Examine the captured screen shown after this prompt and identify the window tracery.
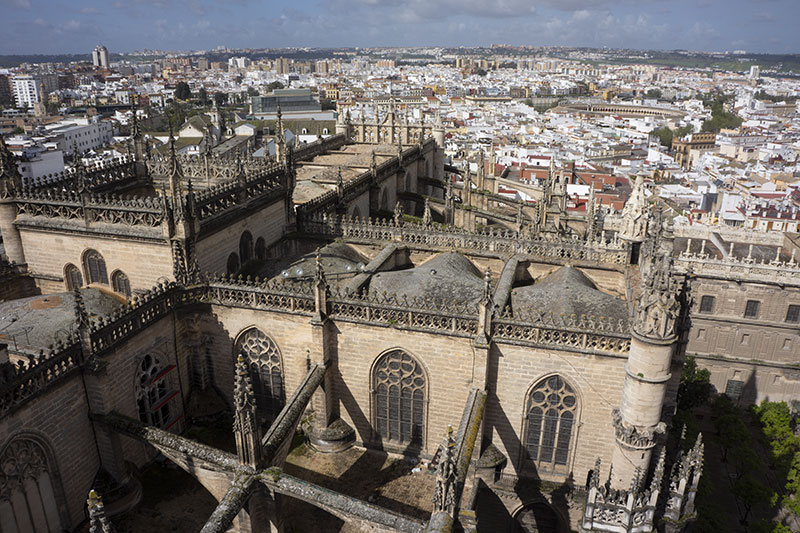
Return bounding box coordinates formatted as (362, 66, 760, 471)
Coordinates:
(235, 328, 285, 424)
(525, 375, 577, 470)
(372, 350, 426, 446)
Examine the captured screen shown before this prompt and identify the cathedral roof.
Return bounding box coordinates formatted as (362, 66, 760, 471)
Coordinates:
(0, 288, 121, 353)
(510, 266, 628, 322)
(367, 252, 484, 304)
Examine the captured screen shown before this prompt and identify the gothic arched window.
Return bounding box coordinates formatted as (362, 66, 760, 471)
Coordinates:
(227, 253, 240, 275)
(0, 436, 63, 532)
(235, 328, 285, 425)
(136, 354, 174, 428)
(83, 249, 108, 285)
(255, 237, 266, 261)
(111, 270, 131, 298)
(239, 231, 253, 263)
(524, 375, 577, 470)
(64, 263, 82, 291)
(372, 350, 426, 447)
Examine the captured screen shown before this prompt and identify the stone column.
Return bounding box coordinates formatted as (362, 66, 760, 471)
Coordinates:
(307, 252, 354, 452)
(610, 251, 678, 489)
(0, 201, 24, 265)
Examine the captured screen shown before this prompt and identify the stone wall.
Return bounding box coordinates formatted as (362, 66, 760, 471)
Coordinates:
(486, 342, 625, 484)
(18, 228, 173, 292)
(686, 277, 800, 404)
(196, 200, 287, 274)
(0, 373, 99, 529)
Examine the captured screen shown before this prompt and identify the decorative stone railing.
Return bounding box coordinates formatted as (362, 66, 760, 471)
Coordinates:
(302, 214, 630, 265)
(0, 342, 82, 417)
(90, 283, 205, 356)
(675, 251, 800, 286)
(145, 153, 275, 182)
(205, 276, 315, 315)
(29, 156, 137, 192)
(493, 313, 631, 356)
(193, 164, 284, 220)
(293, 134, 348, 161)
(15, 190, 165, 227)
(328, 288, 479, 337)
(582, 455, 663, 533)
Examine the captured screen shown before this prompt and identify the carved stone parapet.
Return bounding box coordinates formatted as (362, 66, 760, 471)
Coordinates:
(612, 408, 665, 451)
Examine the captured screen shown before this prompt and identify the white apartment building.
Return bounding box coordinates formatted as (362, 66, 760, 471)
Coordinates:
(43, 117, 114, 156)
(11, 75, 41, 109)
(16, 146, 65, 185)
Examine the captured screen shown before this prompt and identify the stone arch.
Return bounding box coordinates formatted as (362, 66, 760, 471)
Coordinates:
(510, 499, 564, 533)
(227, 252, 240, 275)
(350, 205, 361, 220)
(233, 327, 286, 426)
(255, 237, 266, 261)
(322, 128, 329, 135)
(63, 263, 82, 291)
(239, 231, 253, 263)
(82, 248, 108, 285)
(370, 348, 428, 450)
(521, 374, 580, 475)
(111, 269, 131, 298)
(0, 432, 68, 533)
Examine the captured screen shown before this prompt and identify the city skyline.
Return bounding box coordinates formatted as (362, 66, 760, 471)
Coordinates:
(1, 0, 799, 55)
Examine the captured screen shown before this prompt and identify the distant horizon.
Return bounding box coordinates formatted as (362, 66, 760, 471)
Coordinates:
(1, 0, 798, 56)
(2, 45, 800, 57)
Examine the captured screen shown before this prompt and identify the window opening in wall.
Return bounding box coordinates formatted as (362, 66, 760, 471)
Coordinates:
(744, 300, 760, 319)
(786, 305, 800, 324)
(236, 328, 285, 426)
(699, 295, 715, 314)
(372, 350, 426, 447)
(525, 375, 577, 471)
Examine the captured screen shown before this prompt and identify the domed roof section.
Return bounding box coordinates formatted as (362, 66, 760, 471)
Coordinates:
(368, 252, 484, 304)
(511, 266, 628, 323)
(278, 242, 368, 287)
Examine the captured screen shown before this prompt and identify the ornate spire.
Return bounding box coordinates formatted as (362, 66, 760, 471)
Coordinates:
(423, 197, 432, 226)
(482, 268, 492, 304)
(233, 354, 262, 468)
(336, 166, 344, 200)
(393, 200, 404, 226)
(73, 142, 88, 195)
(433, 426, 457, 515)
(167, 123, 184, 201)
(633, 246, 680, 340)
(87, 489, 114, 533)
(620, 175, 649, 242)
(73, 287, 90, 331)
(314, 248, 327, 286)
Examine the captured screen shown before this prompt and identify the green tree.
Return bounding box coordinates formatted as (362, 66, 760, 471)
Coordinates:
(646, 88, 662, 99)
(476, 68, 487, 77)
(755, 401, 799, 470)
(198, 87, 209, 106)
(266, 81, 284, 92)
(674, 124, 694, 139)
(677, 356, 712, 412)
(652, 127, 673, 148)
(213, 92, 227, 107)
(174, 81, 192, 101)
(246, 87, 259, 97)
(733, 475, 775, 524)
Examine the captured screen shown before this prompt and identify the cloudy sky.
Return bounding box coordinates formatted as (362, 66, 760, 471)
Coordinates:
(1, 0, 798, 55)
